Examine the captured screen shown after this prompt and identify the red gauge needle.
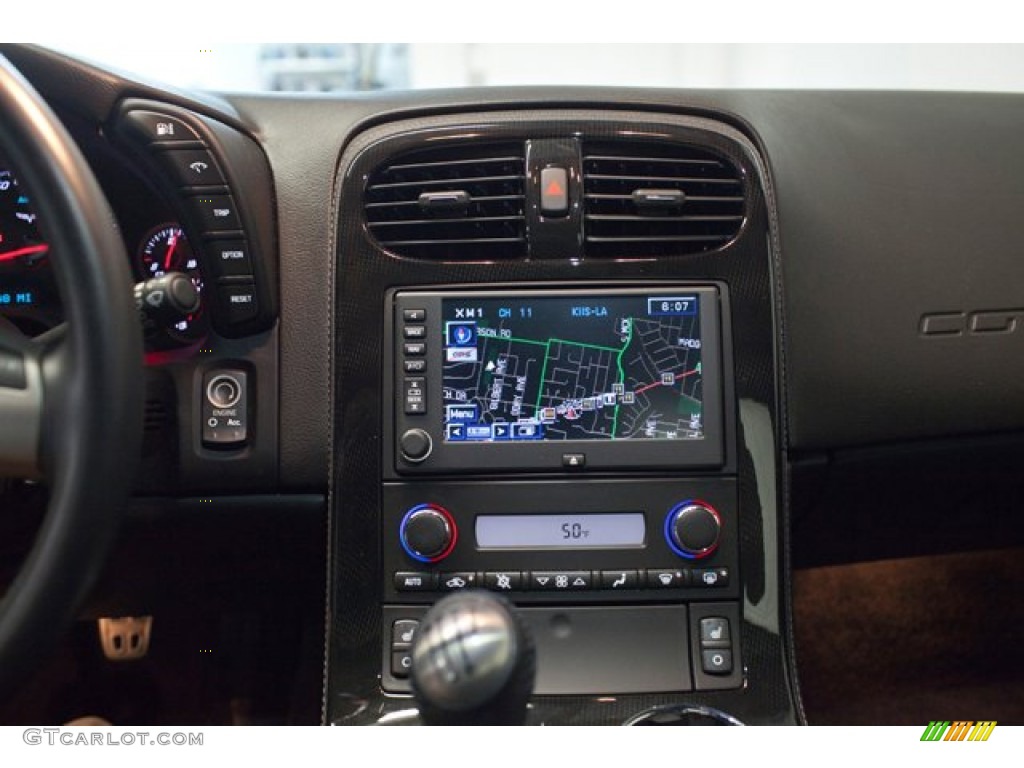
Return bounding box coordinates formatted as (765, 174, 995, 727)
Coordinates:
(163, 232, 179, 271)
(0, 244, 49, 263)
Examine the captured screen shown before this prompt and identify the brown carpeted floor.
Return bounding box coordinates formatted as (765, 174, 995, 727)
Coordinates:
(792, 548, 1024, 725)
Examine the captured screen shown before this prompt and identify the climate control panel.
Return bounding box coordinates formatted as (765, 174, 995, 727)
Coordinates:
(382, 477, 738, 605)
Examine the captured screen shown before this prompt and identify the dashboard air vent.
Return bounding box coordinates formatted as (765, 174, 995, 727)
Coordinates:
(582, 141, 745, 257)
(365, 143, 527, 259)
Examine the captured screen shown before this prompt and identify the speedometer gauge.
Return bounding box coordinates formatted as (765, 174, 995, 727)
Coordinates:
(0, 168, 49, 268)
(137, 223, 206, 342)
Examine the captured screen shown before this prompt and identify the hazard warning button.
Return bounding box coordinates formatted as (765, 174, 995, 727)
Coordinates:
(540, 166, 569, 216)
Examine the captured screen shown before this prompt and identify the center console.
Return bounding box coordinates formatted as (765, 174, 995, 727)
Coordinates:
(381, 285, 742, 695)
(324, 108, 798, 725)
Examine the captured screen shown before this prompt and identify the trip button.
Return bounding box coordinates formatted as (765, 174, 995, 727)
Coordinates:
(189, 194, 241, 232)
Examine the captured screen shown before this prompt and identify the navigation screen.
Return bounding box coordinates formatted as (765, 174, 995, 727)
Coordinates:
(441, 293, 704, 443)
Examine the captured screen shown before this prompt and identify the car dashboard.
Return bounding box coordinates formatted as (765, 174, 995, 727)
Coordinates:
(1, 43, 1022, 727)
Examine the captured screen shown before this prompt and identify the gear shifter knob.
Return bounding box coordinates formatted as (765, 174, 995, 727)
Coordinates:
(411, 590, 535, 725)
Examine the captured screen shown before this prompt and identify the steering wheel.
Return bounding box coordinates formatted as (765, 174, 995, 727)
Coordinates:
(0, 55, 143, 697)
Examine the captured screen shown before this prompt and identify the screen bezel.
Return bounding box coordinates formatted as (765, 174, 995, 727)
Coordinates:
(390, 285, 726, 474)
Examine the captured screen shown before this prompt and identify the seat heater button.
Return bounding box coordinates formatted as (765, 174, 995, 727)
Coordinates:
(392, 620, 419, 648)
(700, 617, 731, 646)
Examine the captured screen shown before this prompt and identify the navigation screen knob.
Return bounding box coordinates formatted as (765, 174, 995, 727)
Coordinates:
(400, 428, 433, 463)
(400, 504, 457, 563)
(665, 500, 721, 559)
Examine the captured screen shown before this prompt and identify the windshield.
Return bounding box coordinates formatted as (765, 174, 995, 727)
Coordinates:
(44, 44, 1024, 94)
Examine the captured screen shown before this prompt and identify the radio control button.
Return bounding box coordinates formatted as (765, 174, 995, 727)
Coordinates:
(404, 359, 427, 373)
(394, 572, 438, 591)
(403, 342, 426, 356)
(599, 570, 639, 590)
(646, 568, 688, 589)
(403, 325, 426, 339)
(484, 571, 523, 592)
(399, 428, 432, 462)
(403, 378, 427, 416)
(403, 308, 426, 322)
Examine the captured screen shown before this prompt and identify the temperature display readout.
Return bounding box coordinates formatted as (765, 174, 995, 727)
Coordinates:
(475, 513, 646, 549)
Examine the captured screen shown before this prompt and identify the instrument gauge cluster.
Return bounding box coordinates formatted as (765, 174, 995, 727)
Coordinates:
(135, 222, 207, 344)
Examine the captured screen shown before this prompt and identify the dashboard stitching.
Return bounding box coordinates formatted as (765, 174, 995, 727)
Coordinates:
(319, 135, 343, 727)
(745, 133, 805, 726)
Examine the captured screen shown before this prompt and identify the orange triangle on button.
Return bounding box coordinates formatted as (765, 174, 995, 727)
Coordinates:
(546, 179, 564, 196)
